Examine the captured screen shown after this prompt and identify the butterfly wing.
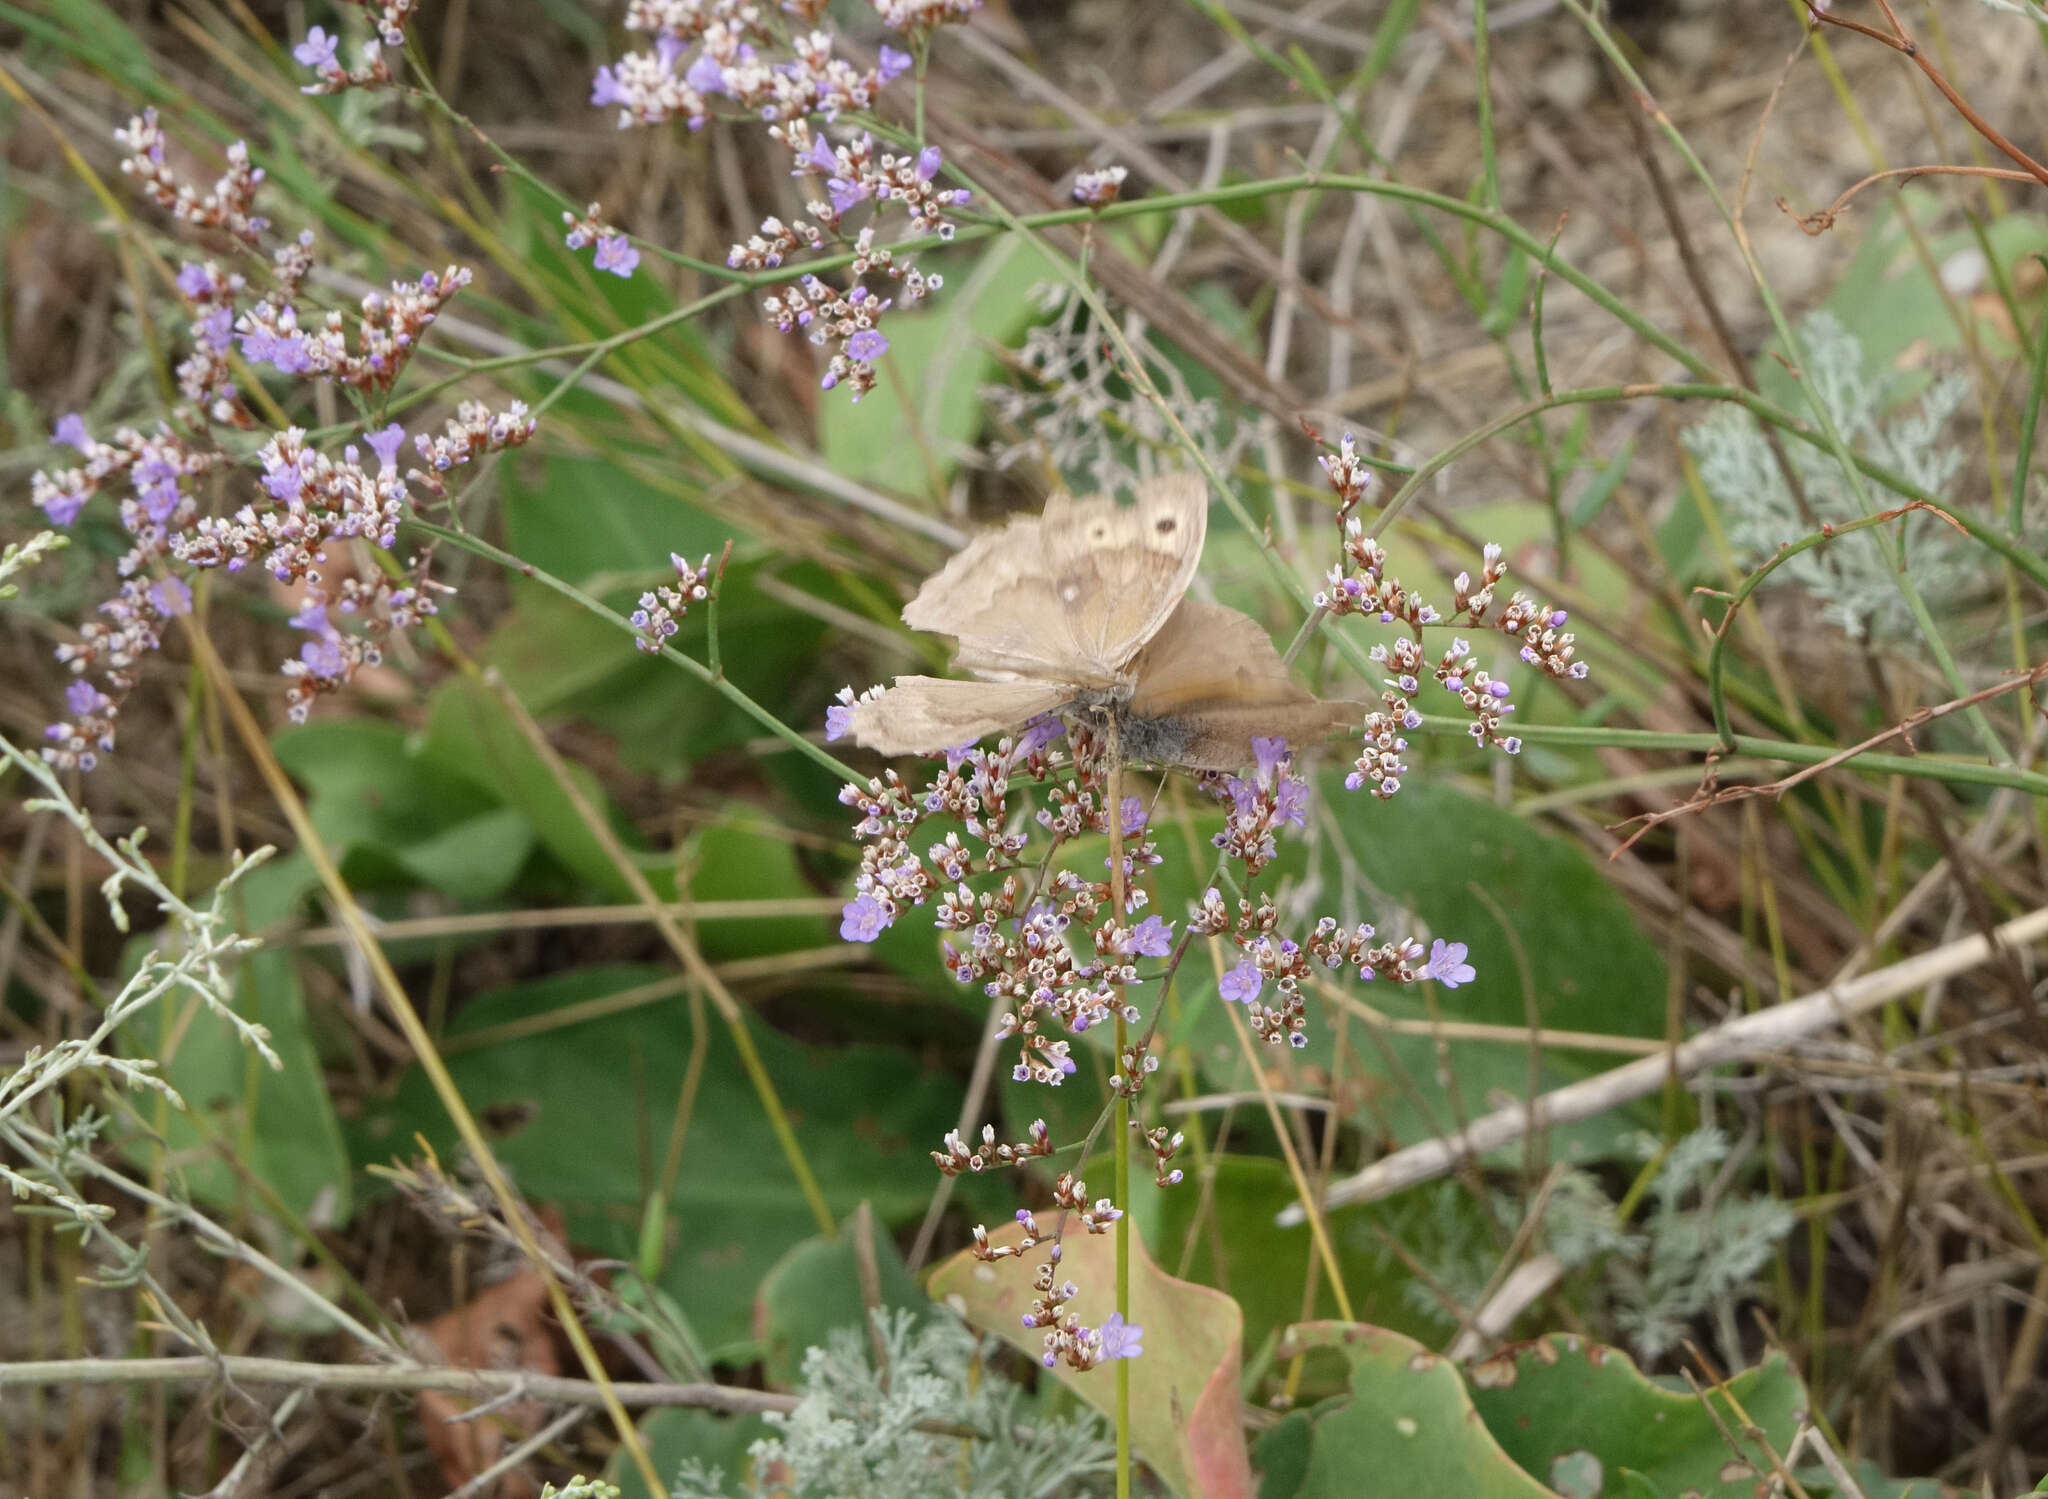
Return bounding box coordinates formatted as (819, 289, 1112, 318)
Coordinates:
(1124, 599, 1360, 772)
(844, 676, 1068, 756)
(901, 473, 1208, 685)
(1036, 472, 1209, 676)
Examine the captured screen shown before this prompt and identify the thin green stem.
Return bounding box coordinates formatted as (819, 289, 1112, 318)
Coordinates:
(2011, 255, 2048, 534)
(1407, 718, 2048, 797)
(405, 519, 858, 781)
(1703, 509, 1931, 750)
(1472, 0, 1499, 211)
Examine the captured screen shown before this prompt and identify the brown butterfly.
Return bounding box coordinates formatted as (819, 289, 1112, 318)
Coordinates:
(846, 473, 1358, 769)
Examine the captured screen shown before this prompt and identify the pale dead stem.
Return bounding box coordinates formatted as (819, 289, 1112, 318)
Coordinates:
(1284, 902, 2048, 1220)
(0, 1353, 800, 1415)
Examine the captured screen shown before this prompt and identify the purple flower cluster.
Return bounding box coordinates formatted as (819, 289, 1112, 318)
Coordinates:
(229, 263, 472, 394)
(585, 0, 977, 401)
(1318, 429, 1375, 513)
(292, 23, 392, 94)
(1306, 443, 1591, 794)
(832, 705, 1478, 1368)
(1211, 735, 1311, 876)
(629, 551, 715, 653)
(1071, 165, 1128, 208)
(29, 115, 533, 765)
(116, 110, 268, 246)
(562, 203, 641, 279)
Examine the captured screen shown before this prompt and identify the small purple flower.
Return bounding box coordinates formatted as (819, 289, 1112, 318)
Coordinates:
(365, 423, 406, 473)
(241, 326, 312, 374)
(590, 65, 625, 107)
(293, 25, 339, 69)
(1219, 961, 1263, 1004)
(1420, 939, 1476, 989)
(301, 636, 347, 678)
(1120, 796, 1147, 835)
(1222, 776, 1258, 819)
(593, 234, 640, 277)
(877, 44, 912, 82)
(290, 601, 332, 635)
(845, 329, 889, 363)
(53, 413, 91, 452)
(36, 486, 87, 527)
(654, 33, 685, 70)
(175, 262, 212, 299)
(1487, 679, 1511, 700)
(1273, 777, 1308, 828)
(1100, 1312, 1143, 1361)
(804, 134, 837, 174)
(66, 680, 106, 716)
(197, 307, 234, 352)
(828, 174, 870, 213)
(825, 703, 853, 742)
(1251, 735, 1288, 788)
(684, 52, 726, 95)
(1125, 915, 1173, 959)
(263, 460, 305, 502)
(1016, 717, 1064, 756)
(149, 577, 194, 618)
(136, 470, 183, 524)
(839, 891, 889, 943)
(916, 145, 943, 181)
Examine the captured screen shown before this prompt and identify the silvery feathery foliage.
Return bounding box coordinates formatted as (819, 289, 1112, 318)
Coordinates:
(1397, 1170, 1642, 1329)
(1684, 310, 1974, 642)
(1399, 1130, 1789, 1364)
(983, 283, 1230, 495)
(1604, 1128, 1794, 1361)
(670, 1309, 1114, 1499)
(0, 714, 276, 1223)
(0, 531, 70, 601)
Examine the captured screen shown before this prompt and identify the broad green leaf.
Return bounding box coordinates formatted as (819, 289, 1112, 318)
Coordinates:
(274, 718, 506, 897)
(613, 1408, 768, 1499)
(929, 1217, 1255, 1499)
(818, 236, 1061, 490)
(393, 808, 538, 904)
(1254, 1411, 1315, 1499)
(686, 818, 830, 962)
(1319, 778, 1666, 1160)
(755, 1220, 933, 1387)
(416, 675, 653, 903)
(1132, 1155, 1454, 1362)
(1279, 1323, 1555, 1498)
(1466, 1334, 1805, 1499)
(501, 452, 743, 587)
(1801, 190, 2048, 389)
(350, 963, 958, 1352)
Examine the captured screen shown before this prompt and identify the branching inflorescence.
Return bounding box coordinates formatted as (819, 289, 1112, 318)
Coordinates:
(1314, 434, 1587, 798)
(27, 89, 532, 769)
(591, 0, 980, 399)
(825, 438, 1588, 1371)
(827, 712, 1474, 1369)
